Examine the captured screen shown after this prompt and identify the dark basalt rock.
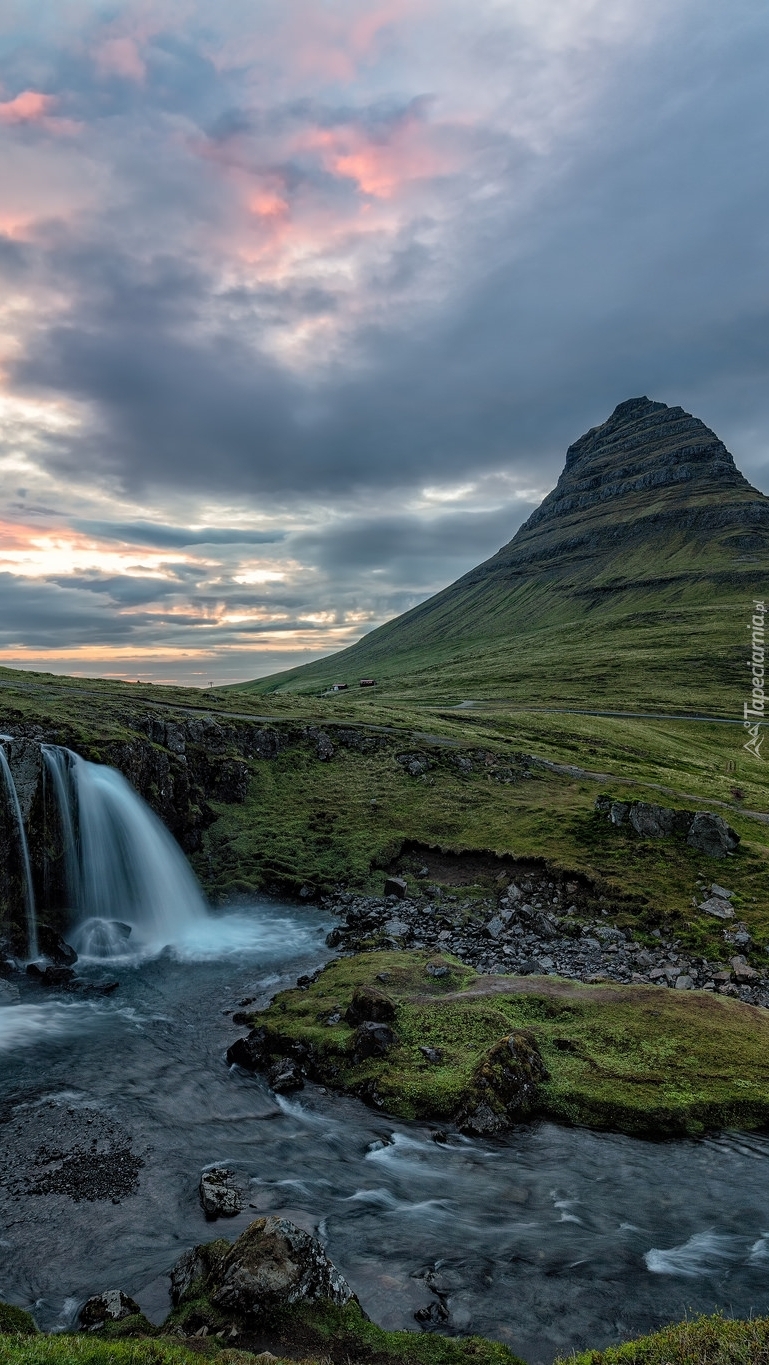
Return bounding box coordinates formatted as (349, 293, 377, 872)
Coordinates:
(226, 1026, 270, 1071)
(35, 924, 78, 965)
(595, 796, 740, 859)
(199, 1167, 242, 1218)
(687, 812, 741, 858)
(353, 1020, 397, 1060)
(345, 985, 396, 1025)
(267, 1058, 304, 1093)
(457, 1030, 548, 1135)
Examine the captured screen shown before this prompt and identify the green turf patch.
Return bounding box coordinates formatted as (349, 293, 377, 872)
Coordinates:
(556, 1312, 769, 1364)
(243, 951, 769, 1136)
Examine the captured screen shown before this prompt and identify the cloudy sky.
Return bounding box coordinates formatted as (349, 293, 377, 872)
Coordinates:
(0, 0, 767, 684)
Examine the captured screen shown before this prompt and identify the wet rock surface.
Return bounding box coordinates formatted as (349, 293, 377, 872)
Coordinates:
(322, 874, 769, 1009)
(199, 1166, 243, 1218)
(0, 1100, 144, 1205)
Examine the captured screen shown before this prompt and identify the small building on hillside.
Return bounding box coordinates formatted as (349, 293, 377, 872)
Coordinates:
(359, 678, 377, 687)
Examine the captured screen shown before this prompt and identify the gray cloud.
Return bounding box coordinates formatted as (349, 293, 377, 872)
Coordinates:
(72, 520, 286, 548)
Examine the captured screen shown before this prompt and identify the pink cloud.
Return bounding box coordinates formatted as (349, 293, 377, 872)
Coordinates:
(302, 111, 453, 199)
(93, 36, 147, 82)
(0, 89, 80, 136)
(0, 91, 57, 124)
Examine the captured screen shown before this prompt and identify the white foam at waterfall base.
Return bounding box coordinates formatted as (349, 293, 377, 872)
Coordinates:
(64, 753, 209, 959)
(168, 910, 328, 963)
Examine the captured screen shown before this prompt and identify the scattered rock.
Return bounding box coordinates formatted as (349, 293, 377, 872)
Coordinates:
(700, 897, 735, 920)
(266, 1058, 304, 1093)
(675, 975, 694, 990)
(419, 1046, 444, 1064)
(383, 876, 407, 899)
(200, 1168, 242, 1219)
(687, 813, 740, 859)
(345, 985, 395, 1025)
(731, 956, 761, 984)
(79, 1290, 142, 1328)
(35, 925, 78, 966)
(26, 963, 75, 986)
(315, 733, 335, 762)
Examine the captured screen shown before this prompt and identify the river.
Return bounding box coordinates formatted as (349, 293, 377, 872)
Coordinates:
(2, 901, 769, 1364)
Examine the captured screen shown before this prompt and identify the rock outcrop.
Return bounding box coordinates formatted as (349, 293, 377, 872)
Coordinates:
(594, 796, 740, 859)
(170, 1217, 357, 1326)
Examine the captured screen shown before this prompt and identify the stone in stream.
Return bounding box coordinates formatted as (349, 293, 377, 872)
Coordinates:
(79, 1289, 142, 1328)
(200, 1167, 242, 1218)
(266, 1058, 304, 1093)
(227, 1027, 270, 1071)
(170, 1217, 358, 1320)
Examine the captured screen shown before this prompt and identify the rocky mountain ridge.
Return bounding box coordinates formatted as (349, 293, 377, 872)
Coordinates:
(244, 396, 769, 705)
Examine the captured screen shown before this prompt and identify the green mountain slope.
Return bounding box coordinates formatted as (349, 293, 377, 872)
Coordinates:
(238, 398, 769, 713)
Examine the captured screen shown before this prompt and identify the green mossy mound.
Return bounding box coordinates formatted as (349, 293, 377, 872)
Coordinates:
(242, 950, 769, 1136)
(557, 1312, 769, 1364)
(0, 1305, 37, 1337)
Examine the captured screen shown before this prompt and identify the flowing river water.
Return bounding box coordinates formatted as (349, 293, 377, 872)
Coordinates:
(3, 902, 769, 1364)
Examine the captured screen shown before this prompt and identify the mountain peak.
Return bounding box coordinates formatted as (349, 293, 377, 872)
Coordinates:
(516, 397, 758, 555)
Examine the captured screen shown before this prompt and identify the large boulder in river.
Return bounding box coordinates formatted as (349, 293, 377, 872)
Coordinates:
(170, 1217, 358, 1323)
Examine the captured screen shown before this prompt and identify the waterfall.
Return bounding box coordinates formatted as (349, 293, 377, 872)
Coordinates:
(0, 744, 38, 960)
(50, 749, 208, 958)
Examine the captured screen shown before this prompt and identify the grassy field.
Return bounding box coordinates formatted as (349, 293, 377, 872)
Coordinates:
(3, 662, 769, 959)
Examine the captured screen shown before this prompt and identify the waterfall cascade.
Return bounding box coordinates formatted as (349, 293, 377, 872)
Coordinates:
(2, 741, 207, 960)
(0, 743, 38, 960)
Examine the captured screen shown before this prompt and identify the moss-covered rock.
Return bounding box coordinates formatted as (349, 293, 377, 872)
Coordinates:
(232, 950, 769, 1137)
(0, 1303, 37, 1336)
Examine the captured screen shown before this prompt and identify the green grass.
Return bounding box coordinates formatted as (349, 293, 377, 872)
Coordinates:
(246, 950, 769, 1136)
(0, 1339, 259, 1365)
(556, 1313, 769, 1364)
